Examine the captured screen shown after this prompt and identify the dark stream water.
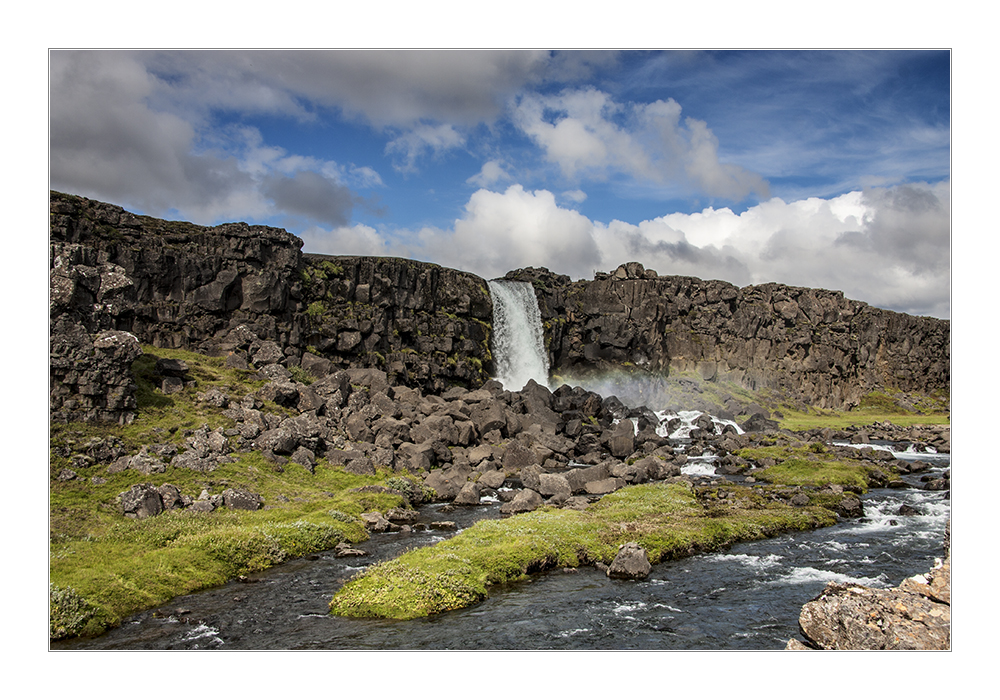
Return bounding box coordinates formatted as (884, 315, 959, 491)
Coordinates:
(53, 444, 949, 651)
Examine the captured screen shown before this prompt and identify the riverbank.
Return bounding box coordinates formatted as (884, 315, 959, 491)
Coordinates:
(49, 344, 948, 641)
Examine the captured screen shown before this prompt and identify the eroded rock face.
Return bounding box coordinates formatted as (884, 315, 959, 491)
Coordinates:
(506, 263, 950, 411)
(49, 191, 496, 418)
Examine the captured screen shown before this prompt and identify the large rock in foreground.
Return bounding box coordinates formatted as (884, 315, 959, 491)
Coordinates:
(607, 541, 652, 580)
(788, 555, 950, 650)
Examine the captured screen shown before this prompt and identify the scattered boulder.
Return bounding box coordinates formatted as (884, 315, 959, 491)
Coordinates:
(222, 488, 263, 511)
(499, 488, 543, 515)
(453, 481, 482, 506)
(360, 512, 391, 532)
(120, 483, 163, 519)
(607, 542, 652, 579)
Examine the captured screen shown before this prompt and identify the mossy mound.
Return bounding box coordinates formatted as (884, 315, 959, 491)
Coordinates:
(329, 481, 837, 620)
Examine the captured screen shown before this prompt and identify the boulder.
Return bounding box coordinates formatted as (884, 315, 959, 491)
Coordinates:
(477, 469, 507, 490)
(423, 464, 471, 501)
(360, 512, 390, 532)
(222, 488, 263, 511)
(453, 481, 482, 506)
(585, 477, 624, 495)
(499, 488, 543, 515)
(120, 483, 163, 519)
(155, 358, 189, 377)
(607, 420, 635, 458)
(607, 542, 652, 579)
(501, 442, 538, 471)
(795, 572, 950, 649)
(538, 472, 572, 499)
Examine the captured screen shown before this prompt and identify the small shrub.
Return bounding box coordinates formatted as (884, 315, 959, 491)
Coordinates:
(50, 584, 99, 640)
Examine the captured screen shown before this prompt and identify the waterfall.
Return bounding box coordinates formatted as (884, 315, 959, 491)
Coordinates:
(488, 280, 550, 392)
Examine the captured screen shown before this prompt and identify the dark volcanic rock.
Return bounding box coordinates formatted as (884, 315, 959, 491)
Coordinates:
(222, 488, 263, 511)
(508, 264, 949, 411)
(120, 483, 163, 519)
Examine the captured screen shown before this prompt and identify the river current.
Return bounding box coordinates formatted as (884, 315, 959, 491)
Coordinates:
(53, 439, 949, 651)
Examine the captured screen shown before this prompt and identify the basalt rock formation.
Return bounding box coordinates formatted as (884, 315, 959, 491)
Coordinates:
(504, 262, 949, 411)
(49, 191, 493, 423)
(50, 191, 949, 424)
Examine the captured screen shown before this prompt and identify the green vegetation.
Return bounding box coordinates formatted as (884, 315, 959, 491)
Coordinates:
(774, 389, 948, 431)
(775, 406, 949, 431)
(49, 346, 410, 639)
(306, 301, 327, 318)
(329, 481, 836, 620)
(735, 441, 892, 492)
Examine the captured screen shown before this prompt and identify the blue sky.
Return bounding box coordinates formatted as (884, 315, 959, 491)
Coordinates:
(49, 49, 951, 317)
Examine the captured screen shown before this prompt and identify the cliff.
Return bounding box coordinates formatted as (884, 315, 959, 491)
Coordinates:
(49, 192, 949, 423)
(505, 262, 950, 410)
(49, 191, 493, 423)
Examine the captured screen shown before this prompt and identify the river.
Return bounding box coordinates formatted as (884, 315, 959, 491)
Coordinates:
(52, 441, 948, 651)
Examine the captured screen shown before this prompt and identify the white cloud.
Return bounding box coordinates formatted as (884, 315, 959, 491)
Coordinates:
(512, 88, 769, 201)
(466, 160, 511, 187)
(299, 223, 391, 258)
(385, 123, 466, 172)
(298, 181, 950, 318)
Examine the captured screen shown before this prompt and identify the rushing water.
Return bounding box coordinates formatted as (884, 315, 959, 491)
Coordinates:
(487, 279, 549, 392)
(53, 431, 948, 651)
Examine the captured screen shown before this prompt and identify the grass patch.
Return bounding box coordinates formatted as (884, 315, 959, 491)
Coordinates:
(49, 345, 413, 640)
(329, 482, 836, 620)
(775, 407, 949, 431)
(735, 443, 892, 492)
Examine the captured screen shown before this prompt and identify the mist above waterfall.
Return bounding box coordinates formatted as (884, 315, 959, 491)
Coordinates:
(488, 280, 549, 392)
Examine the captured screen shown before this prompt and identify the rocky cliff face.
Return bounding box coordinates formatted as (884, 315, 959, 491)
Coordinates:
(50, 192, 949, 424)
(506, 262, 950, 410)
(49, 192, 493, 422)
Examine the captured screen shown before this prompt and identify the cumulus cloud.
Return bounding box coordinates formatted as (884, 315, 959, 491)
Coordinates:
(298, 181, 949, 318)
(49, 51, 390, 226)
(512, 88, 770, 201)
(49, 51, 262, 222)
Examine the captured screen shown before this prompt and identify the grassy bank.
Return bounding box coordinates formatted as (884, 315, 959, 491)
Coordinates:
(49, 346, 410, 640)
(774, 390, 949, 431)
(49, 453, 408, 638)
(329, 480, 838, 619)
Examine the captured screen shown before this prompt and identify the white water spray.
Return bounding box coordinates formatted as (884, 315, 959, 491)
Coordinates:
(488, 280, 550, 391)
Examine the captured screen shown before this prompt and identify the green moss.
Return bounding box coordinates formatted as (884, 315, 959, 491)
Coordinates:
(49, 347, 415, 640)
(329, 482, 836, 619)
(735, 444, 891, 492)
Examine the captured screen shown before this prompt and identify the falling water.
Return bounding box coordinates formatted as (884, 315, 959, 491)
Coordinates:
(487, 280, 549, 392)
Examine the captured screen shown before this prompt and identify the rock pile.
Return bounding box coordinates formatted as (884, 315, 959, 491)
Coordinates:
(73, 323, 947, 531)
(119, 482, 262, 519)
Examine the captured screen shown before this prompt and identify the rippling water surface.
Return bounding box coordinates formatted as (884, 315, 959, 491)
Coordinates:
(53, 445, 948, 651)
